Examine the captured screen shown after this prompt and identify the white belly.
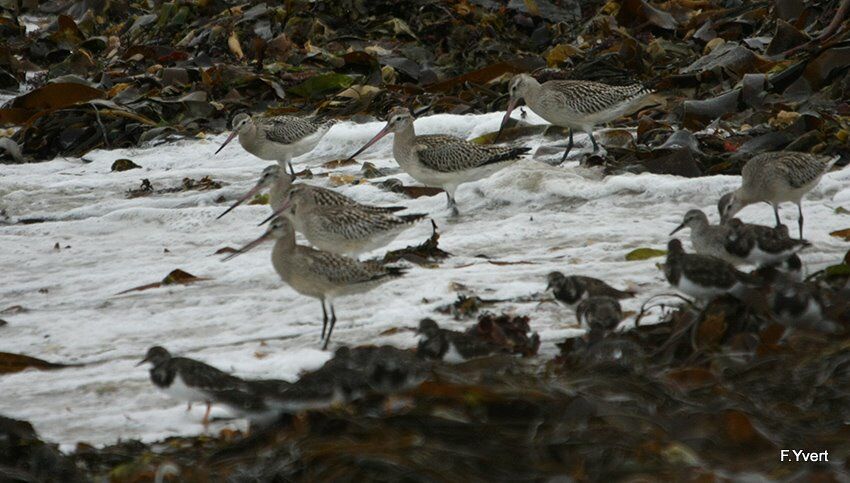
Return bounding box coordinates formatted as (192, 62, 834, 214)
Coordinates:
(442, 342, 466, 364)
(675, 275, 729, 300)
(160, 374, 208, 404)
(745, 245, 798, 266)
(395, 150, 513, 190)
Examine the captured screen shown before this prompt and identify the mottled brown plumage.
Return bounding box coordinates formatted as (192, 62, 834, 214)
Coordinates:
(501, 73, 654, 161)
(216, 113, 336, 174)
(546, 271, 634, 307)
(347, 107, 530, 215)
(718, 151, 840, 238)
(224, 218, 406, 349)
(665, 239, 759, 301)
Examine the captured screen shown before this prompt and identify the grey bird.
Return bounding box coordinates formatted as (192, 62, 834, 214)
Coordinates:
(718, 151, 840, 238)
(546, 271, 634, 307)
(215, 113, 336, 175)
(669, 209, 743, 264)
(576, 296, 623, 334)
(217, 164, 405, 220)
(499, 73, 655, 162)
(664, 239, 759, 301)
(723, 219, 811, 267)
(265, 186, 428, 256)
(224, 217, 406, 349)
(416, 318, 506, 363)
(345, 107, 530, 216)
(137, 346, 286, 426)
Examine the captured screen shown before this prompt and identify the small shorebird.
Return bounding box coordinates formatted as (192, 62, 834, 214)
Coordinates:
(670, 209, 743, 264)
(546, 272, 634, 307)
(576, 296, 623, 338)
(724, 219, 811, 266)
(345, 107, 530, 216)
(718, 151, 840, 238)
(283, 346, 427, 408)
(224, 217, 406, 349)
(767, 278, 837, 333)
(754, 253, 804, 283)
(138, 346, 282, 426)
(265, 187, 427, 256)
(217, 165, 405, 219)
(665, 239, 758, 301)
(499, 73, 654, 162)
(215, 113, 336, 175)
(416, 319, 505, 363)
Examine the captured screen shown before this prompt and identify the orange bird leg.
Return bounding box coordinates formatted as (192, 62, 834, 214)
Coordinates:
(202, 402, 212, 427)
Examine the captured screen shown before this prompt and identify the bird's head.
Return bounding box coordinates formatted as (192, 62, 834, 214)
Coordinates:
(717, 192, 744, 223)
(137, 346, 171, 366)
(670, 209, 708, 235)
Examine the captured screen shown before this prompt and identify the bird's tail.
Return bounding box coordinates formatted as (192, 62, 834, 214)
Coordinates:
(384, 265, 408, 278)
(400, 213, 429, 224)
(826, 155, 842, 171)
(483, 146, 532, 166)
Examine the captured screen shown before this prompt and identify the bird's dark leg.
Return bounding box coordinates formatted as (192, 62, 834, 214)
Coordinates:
(560, 128, 574, 163)
(202, 402, 212, 427)
(288, 161, 295, 176)
(320, 299, 328, 341)
(797, 202, 804, 239)
(322, 304, 337, 350)
(773, 204, 781, 227)
(186, 402, 192, 411)
(588, 131, 599, 152)
(446, 191, 459, 217)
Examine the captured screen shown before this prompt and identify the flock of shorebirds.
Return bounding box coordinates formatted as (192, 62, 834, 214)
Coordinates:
(138, 73, 844, 427)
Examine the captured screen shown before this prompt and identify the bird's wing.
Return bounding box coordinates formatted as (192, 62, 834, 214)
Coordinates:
(175, 358, 252, 393)
(415, 135, 527, 172)
(303, 249, 392, 285)
(262, 116, 324, 145)
(312, 208, 406, 240)
(776, 152, 830, 188)
(540, 80, 652, 114)
(308, 186, 355, 207)
(681, 255, 738, 288)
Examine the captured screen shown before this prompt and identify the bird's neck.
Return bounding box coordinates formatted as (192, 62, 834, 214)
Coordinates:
(393, 124, 416, 149)
(520, 81, 542, 107)
(272, 230, 296, 260)
(150, 361, 175, 387)
(239, 124, 260, 148)
(691, 220, 709, 234)
(735, 188, 756, 206)
(392, 124, 417, 164)
(269, 178, 291, 211)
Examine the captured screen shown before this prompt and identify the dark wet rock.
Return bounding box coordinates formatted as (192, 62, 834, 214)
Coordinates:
(0, 415, 84, 482)
(682, 90, 740, 129)
(657, 130, 701, 154)
(110, 158, 140, 171)
(640, 148, 702, 178)
(765, 19, 809, 57)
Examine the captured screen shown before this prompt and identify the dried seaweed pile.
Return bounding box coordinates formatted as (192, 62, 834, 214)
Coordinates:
(1, 0, 848, 166)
